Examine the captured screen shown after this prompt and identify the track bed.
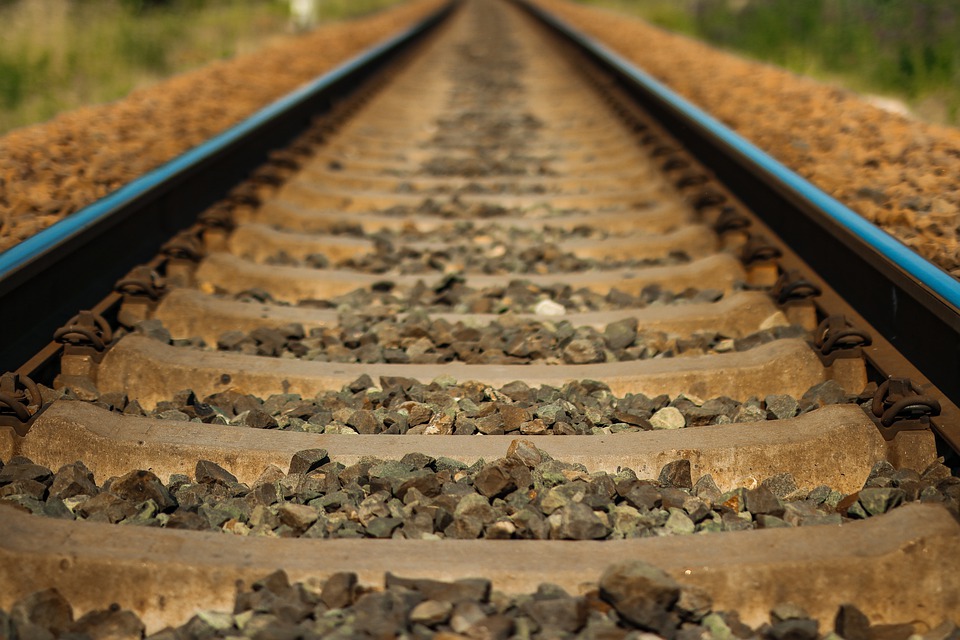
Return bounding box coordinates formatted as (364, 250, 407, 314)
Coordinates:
(1, 0, 958, 637)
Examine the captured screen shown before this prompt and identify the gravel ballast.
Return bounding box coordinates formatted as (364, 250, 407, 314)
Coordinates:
(3, 562, 957, 640)
(1, 448, 957, 543)
(59, 358, 858, 434)
(143, 313, 800, 366)
(226, 280, 728, 315)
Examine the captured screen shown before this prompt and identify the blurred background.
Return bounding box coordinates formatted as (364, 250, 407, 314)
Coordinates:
(580, 0, 960, 126)
(0, 0, 402, 134)
(1, 0, 959, 135)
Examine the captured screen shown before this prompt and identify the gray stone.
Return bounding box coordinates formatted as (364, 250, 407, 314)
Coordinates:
(555, 502, 610, 540)
(693, 475, 722, 503)
(288, 449, 329, 475)
(744, 486, 784, 517)
(599, 561, 682, 638)
(663, 508, 695, 535)
(702, 613, 734, 640)
(347, 409, 380, 434)
(195, 460, 237, 486)
(833, 604, 870, 640)
(476, 413, 505, 435)
(676, 585, 712, 623)
(365, 516, 402, 538)
(768, 618, 819, 640)
(802, 380, 848, 407)
(451, 601, 487, 634)
(604, 317, 639, 350)
(234, 408, 277, 429)
(110, 469, 177, 512)
(68, 606, 145, 640)
(562, 338, 606, 364)
(321, 572, 358, 609)
(199, 502, 244, 529)
(0, 462, 53, 487)
(72, 491, 134, 523)
(276, 503, 318, 531)
(733, 404, 767, 423)
(761, 473, 799, 499)
(756, 514, 790, 529)
(464, 614, 514, 640)
(136, 319, 172, 344)
(858, 487, 905, 516)
(658, 460, 693, 490)
(524, 596, 588, 633)
(473, 463, 517, 499)
(448, 494, 495, 539)
(11, 589, 74, 635)
(764, 394, 799, 420)
(0, 479, 47, 500)
(157, 409, 190, 422)
(506, 439, 544, 468)
(409, 600, 453, 626)
(385, 574, 491, 604)
(771, 602, 811, 623)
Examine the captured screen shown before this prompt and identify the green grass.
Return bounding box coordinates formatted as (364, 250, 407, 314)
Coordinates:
(0, 0, 405, 134)
(573, 0, 960, 126)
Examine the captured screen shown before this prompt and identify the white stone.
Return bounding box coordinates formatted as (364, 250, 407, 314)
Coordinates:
(650, 406, 685, 430)
(759, 311, 790, 330)
(533, 299, 566, 316)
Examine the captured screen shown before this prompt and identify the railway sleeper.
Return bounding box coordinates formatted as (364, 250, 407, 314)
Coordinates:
(146, 288, 781, 346)
(224, 222, 720, 264)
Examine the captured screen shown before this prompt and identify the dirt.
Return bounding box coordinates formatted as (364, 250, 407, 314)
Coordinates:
(0, 0, 442, 254)
(531, 0, 960, 278)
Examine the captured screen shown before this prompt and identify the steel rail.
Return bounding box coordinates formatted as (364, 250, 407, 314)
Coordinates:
(517, 1, 960, 421)
(0, 1, 456, 373)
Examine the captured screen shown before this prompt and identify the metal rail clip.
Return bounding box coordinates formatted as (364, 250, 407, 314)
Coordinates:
(53, 310, 114, 362)
(198, 203, 236, 234)
(162, 230, 206, 287)
(116, 266, 166, 328)
(713, 207, 751, 235)
(871, 377, 941, 431)
(813, 314, 872, 367)
(0, 372, 45, 436)
(773, 270, 821, 306)
(772, 270, 821, 330)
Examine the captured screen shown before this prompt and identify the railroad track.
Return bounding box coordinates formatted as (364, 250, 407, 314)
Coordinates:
(1, 0, 959, 637)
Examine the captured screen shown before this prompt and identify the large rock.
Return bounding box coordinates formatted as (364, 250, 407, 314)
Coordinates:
(599, 561, 682, 638)
(49, 462, 98, 499)
(110, 469, 177, 512)
(11, 589, 74, 635)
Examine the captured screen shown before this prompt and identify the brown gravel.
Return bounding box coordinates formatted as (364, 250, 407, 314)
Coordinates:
(532, 0, 960, 277)
(0, 0, 442, 253)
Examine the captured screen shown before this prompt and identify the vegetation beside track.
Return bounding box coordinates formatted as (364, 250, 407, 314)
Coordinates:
(0, 0, 404, 134)
(573, 0, 960, 126)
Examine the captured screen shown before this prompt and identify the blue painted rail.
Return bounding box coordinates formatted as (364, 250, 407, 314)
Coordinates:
(0, 2, 455, 372)
(519, 0, 960, 449)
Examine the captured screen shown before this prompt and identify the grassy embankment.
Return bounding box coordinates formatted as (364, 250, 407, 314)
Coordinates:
(0, 0, 403, 134)
(574, 0, 960, 126)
